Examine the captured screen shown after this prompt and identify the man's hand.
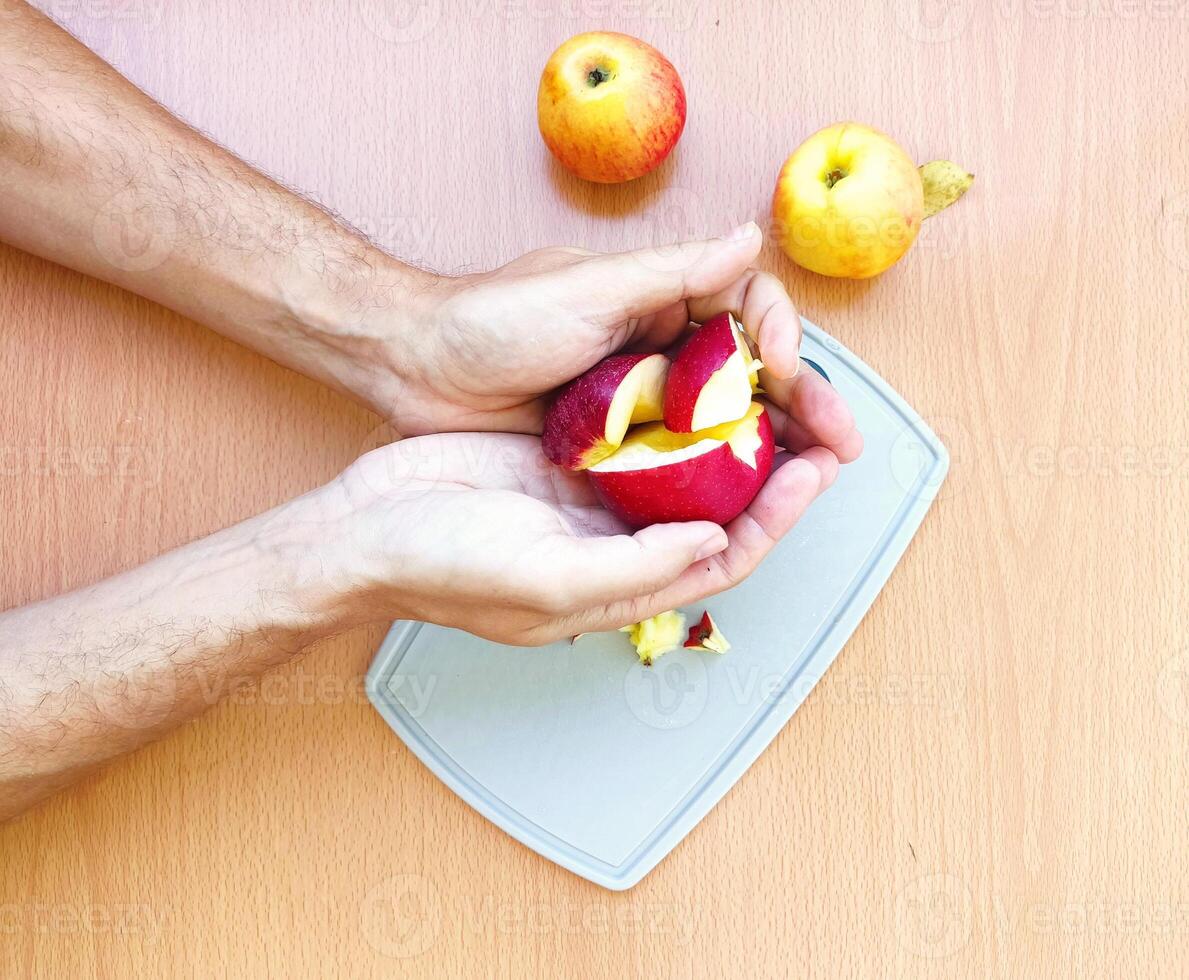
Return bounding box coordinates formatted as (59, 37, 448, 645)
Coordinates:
(323, 430, 840, 645)
(377, 224, 790, 433)
(0, 2, 860, 817)
(375, 225, 861, 467)
(0, 4, 860, 464)
(297, 226, 864, 481)
(0, 426, 836, 817)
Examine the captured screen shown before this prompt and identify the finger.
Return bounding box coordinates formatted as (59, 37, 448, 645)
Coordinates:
(760, 396, 864, 462)
(685, 270, 802, 379)
(545, 222, 763, 326)
(763, 399, 865, 463)
(625, 299, 695, 352)
(759, 368, 862, 463)
(569, 447, 839, 632)
(545, 521, 729, 613)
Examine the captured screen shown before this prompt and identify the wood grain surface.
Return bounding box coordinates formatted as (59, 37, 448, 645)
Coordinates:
(2, 1, 1187, 976)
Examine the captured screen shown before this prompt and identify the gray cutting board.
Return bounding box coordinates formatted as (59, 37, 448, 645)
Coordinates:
(366, 319, 947, 889)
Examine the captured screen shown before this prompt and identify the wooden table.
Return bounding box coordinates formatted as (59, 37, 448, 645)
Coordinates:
(2, 2, 1186, 976)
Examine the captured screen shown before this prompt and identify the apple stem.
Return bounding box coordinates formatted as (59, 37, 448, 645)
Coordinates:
(586, 66, 612, 87)
(824, 168, 847, 189)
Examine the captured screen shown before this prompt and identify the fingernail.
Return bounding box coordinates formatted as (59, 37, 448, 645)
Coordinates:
(694, 533, 728, 561)
(723, 221, 759, 244)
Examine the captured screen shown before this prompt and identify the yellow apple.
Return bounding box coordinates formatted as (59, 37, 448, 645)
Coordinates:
(537, 32, 685, 184)
(772, 122, 924, 279)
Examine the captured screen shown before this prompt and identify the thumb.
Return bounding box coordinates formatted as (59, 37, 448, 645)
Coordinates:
(550, 222, 763, 323)
(552, 522, 729, 611)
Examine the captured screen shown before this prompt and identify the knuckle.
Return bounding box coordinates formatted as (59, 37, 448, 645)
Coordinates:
(514, 626, 558, 648)
(542, 588, 579, 616)
(714, 547, 756, 587)
(519, 577, 575, 616)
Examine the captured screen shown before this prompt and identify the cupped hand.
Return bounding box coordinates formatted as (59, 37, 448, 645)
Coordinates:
(321, 430, 840, 646)
(387, 223, 861, 463)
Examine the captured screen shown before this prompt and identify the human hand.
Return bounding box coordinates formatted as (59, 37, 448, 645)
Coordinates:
(370, 223, 861, 464)
(315, 429, 840, 646)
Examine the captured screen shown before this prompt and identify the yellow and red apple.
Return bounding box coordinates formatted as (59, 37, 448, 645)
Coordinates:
(543, 317, 775, 529)
(537, 31, 685, 184)
(772, 122, 924, 279)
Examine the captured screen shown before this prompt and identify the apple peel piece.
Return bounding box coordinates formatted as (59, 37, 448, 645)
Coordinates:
(919, 161, 974, 218)
(664, 312, 761, 433)
(619, 610, 686, 666)
(684, 611, 730, 653)
(542, 352, 669, 470)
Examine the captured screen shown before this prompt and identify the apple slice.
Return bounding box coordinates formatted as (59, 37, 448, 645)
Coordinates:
(663, 312, 762, 433)
(542, 353, 669, 470)
(588, 402, 774, 527)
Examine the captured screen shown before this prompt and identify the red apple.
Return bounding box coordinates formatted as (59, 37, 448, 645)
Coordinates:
(542, 353, 669, 470)
(537, 32, 686, 184)
(587, 403, 774, 528)
(663, 312, 761, 433)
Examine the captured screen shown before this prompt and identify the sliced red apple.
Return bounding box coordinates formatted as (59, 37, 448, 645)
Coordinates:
(663, 312, 762, 433)
(542, 353, 669, 470)
(588, 403, 774, 527)
(685, 611, 730, 653)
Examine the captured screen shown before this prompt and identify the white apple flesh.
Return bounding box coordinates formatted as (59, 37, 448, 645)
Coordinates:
(663, 311, 761, 433)
(542, 353, 669, 470)
(588, 403, 774, 527)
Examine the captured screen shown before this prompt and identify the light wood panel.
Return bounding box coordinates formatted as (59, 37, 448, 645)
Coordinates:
(1, 1, 1186, 976)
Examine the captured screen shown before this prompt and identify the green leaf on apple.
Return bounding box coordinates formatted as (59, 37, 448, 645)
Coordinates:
(920, 160, 974, 219)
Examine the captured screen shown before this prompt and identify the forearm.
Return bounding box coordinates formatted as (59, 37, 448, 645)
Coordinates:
(0, 485, 361, 820)
(0, 0, 436, 412)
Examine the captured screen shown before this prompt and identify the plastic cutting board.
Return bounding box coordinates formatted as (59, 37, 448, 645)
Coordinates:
(366, 318, 948, 889)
